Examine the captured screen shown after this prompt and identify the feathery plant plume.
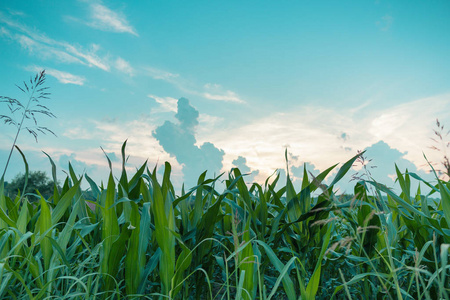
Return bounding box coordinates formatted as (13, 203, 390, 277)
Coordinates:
(0, 70, 56, 179)
(429, 118, 450, 180)
(350, 149, 376, 183)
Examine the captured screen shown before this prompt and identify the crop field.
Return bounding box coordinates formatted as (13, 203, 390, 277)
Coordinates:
(0, 141, 449, 299)
(1, 1, 449, 298)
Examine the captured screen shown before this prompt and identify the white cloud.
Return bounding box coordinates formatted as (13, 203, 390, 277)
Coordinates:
(0, 26, 10, 36)
(115, 57, 134, 76)
(148, 94, 178, 113)
(6, 9, 25, 16)
(203, 91, 245, 103)
(198, 114, 224, 127)
(0, 12, 119, 72)
(26, 65, 86, 85)
(87, 3, 138, 36)
(63, 43, 110, 71)
(60, 117, 183, 183)
(63, 126, 98, 140)
(197, 95, 450, 182)
(368, 95, 450, 166)
(203, 83, 245, 103)
(142, 74, 245, 105)
(144, 67, 179, 81)
(30, 67, 86, 85)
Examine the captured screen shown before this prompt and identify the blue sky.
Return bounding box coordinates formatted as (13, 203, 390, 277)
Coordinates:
(1, 1, 449, 192)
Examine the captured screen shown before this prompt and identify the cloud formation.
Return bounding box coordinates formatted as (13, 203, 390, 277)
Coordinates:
(27, 66, 86, 85)
(114, 57, 134, 76)
(291, 161, 321, 183)
(148, 95, 178, 113)
(336, 140, 437, 194)
(0, 11, 134, 75)
(232, 156, 259, 183)
(59, 153, 89, 174)
(153, 98, 225, 187)
(143, 67, 179, 81)
(203, 83, 245, 103)
(86, 2, 138, 36)
(198, 94, 450, 185)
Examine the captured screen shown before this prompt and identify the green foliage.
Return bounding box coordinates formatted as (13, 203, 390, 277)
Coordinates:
(0, 142, 449, 299)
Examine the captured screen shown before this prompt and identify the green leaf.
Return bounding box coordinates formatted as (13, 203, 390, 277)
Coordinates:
(105, 225, 133, 292)
(39, 195, 53, 270)
(439, 181, 450, 226)
(125, 202, 141, 295)
(255, 240, 296, 300)
(51, 180, 81, 225)
(328, 151, 363, 188)
(101, 173, 120, 277)
(304, 222, 333, 299)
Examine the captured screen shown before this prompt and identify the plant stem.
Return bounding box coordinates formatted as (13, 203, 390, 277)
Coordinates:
(2, 86, 36, 179)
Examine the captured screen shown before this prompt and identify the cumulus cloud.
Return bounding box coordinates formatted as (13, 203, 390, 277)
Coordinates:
(175, 98, 199, 130)
(198, 94, 450, 185)
(334, 141, 437, 194)
(59, 153, 89, 174)
(153, 98, 225, 187)
(291, 161, 321, 183)
(232, 156, 259, 183)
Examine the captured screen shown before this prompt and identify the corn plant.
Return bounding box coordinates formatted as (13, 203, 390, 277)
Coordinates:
(0, 141, 449, 299)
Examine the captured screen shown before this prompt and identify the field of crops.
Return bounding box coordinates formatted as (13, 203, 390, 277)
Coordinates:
(1, 142, 450, 299)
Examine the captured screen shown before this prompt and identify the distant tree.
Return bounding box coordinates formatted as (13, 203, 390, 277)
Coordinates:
(5, 171, 56, 199)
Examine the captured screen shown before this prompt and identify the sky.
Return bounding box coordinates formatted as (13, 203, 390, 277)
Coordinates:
(1, 0, 450, 193)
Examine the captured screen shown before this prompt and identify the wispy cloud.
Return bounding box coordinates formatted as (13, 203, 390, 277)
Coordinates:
(143, 66, 179, 81)
(27, 65, 86, 85)
(142, 70, 246, 104)
(203, 91, 244, 103)
(148, 94, 178, 112)
(0, 11, 136, 76)
(86, 2, 138, 36)
(46, 69, 86, 85)
(377, 14, 393, 31)
(202, 83, 245, 103)
(0, 12, 110, 69)
(6, 9, 25, 16)
(115, 57, 134, 76)
(63, 43, 109, 71)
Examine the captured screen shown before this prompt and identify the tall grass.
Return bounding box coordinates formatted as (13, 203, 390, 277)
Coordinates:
(0, 142, 449, 299)
(0, 70, 55, 179)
